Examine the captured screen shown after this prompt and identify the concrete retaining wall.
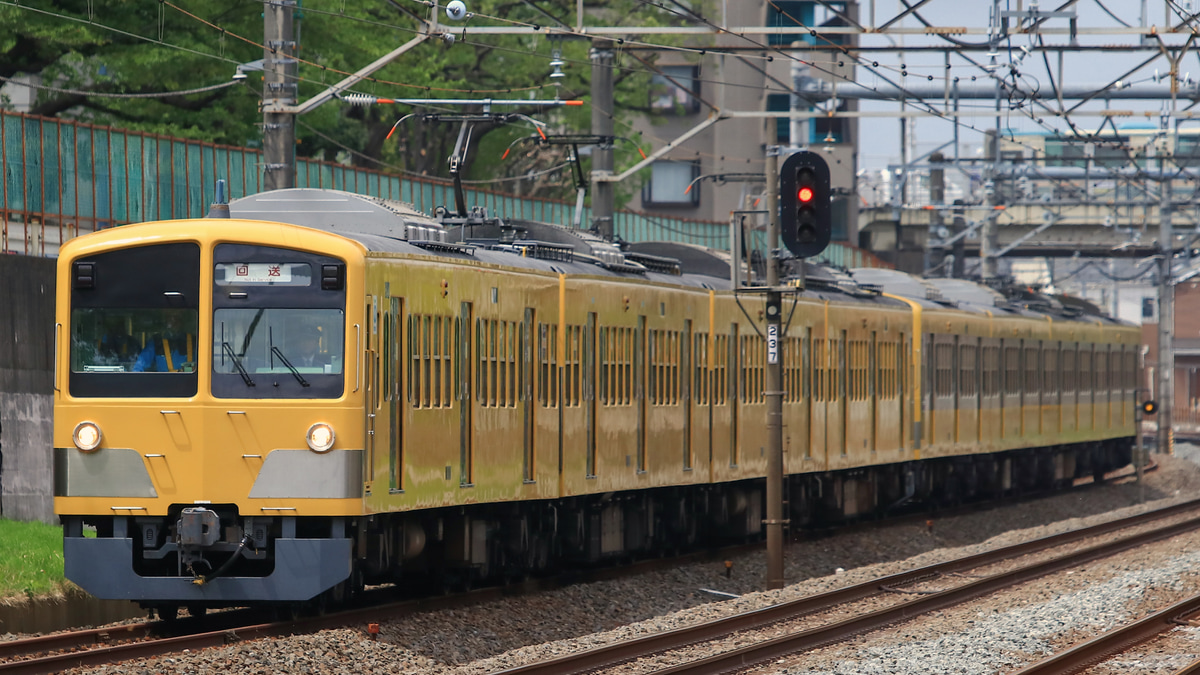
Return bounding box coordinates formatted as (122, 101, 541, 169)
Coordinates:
(0, 254, 55, 523)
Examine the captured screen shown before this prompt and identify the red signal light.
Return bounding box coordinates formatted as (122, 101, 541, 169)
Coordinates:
(798, 186, 814, 203)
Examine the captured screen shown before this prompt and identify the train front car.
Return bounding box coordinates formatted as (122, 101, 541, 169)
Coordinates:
(54, 221, 365, 615)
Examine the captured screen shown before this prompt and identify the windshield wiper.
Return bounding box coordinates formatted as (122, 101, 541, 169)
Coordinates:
(221, 342, 255, 386)
(270, 346, 310, 387)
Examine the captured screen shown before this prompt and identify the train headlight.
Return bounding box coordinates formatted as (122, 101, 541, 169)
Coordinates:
(306, 423, 336, 453)
(73, 421, 103, 452)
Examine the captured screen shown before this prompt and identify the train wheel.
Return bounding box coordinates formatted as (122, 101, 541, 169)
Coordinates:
(186, 605, 207, 619)
(157, 605, 179, 622)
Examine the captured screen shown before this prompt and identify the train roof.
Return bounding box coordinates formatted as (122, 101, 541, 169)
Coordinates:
(848, 267, 1130, 326)
(228, 188, 448, 243)
(224, 188, 901, 304)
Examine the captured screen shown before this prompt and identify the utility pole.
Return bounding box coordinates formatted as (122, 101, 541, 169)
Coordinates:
(928, 152, 944, 276)
(764, 148, 785, 591)
(951, 200, 966, 279)
(590, 38, 615, 241)
(980, 130, 999, 280)
(1157, 129, 1174, 457)
(263, 0, 298, 191)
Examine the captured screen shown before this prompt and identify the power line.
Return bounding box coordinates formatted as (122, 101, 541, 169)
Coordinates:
(0, 75, 237, 100)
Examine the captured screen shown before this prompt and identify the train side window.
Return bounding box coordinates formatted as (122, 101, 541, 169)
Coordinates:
(561, 325, 582, 407)
(803, 329, 812, 400)
(649, 329, 683, 406)
(1124, 350, 1135, 391)
(1043, 345, 1058, 396)
(958, 343, 976, 397)
(1110, 350, 1122, 391)
(737, 334, 763, 405)
(935, 342, 953, 397)
(876, 341, 893, 400)
(1004, 346, 1020, 395)
(538, 323, 558, 407)
(1096, 347, 1108, 390)
(693, 333, 708, 405)
(813, 338, 827, 402)
(783, 337, 802, 402)
(1024, 346, 1040, 395)
(1079, 347, 1093, 393)
(1062, 346, 1076, 394)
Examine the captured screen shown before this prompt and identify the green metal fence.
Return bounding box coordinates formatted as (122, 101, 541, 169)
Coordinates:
(0, 110, 885, 268)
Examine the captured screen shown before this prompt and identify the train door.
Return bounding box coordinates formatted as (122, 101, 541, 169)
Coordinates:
(1001, 342, 1019, 439)
(800, 330, 813, 463)
(364, 295, 380, 491)
(924, 333, 934, 450)
(868, 331, 877, 456)
(458, 302, 474, 486)
(1061, 343, 1077, 435)
(692, 331, 711, 480)
(1042, 342, 1059, 436)
(522, 308, 535, 483)
(586, 312, 598, 474)
(683, 319, 693, 471)
(898, 333, 907, 454)
(388, 296, 404, 492)
(1021, 342, 1038, 439)
(811, 329, 830, 466)
(835, 329, 854, 458)
(929, 334, 955, 449)
(1097, 346, 1110, 431)
(1078, 345, 1093, 432)
(957, 337, 979, 446)
(729, 323, 740, 467)
(953, 335, 961, 444)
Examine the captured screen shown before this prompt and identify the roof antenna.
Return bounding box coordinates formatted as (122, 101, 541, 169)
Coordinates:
(206, 179, 230, 219)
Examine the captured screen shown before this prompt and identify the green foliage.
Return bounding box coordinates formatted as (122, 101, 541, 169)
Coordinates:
(0, 519, 69, 598)
(0, 0, 700, 204)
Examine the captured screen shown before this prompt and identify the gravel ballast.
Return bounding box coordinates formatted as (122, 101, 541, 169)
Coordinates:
(47, 447, 1200, 675)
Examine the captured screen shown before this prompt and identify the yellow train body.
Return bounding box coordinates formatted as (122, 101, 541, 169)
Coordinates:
(53, 206, 1138, 608)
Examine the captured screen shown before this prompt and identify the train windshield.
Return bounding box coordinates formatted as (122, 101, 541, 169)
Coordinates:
(72, 308, 200, 374)
(212, 308, 345, 399)
(68, 242, 201, 398)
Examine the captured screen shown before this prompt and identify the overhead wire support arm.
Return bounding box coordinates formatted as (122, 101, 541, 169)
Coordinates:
(597, 113, 725, 183)
(683, 172, 766, 199)
(269, 34, 433, 115)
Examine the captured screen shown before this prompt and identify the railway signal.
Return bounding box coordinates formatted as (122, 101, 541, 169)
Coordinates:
(1141, 400, 1158, 415)
(779, 151, 832, 259)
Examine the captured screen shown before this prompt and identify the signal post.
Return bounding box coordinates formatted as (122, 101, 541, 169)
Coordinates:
(764, 150, 831, 590)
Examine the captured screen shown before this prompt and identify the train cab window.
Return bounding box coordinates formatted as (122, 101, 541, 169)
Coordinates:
(210, 244, 347, 400)
(69, 243, 201, 398)
(73, 308, 199, 374)
(212, 308, 345, 399)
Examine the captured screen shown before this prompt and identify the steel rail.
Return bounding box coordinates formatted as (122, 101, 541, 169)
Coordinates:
(0, 466, 1168, 674)
(1008, 594, 1200, 675)
(641, 515, 1200, 675)
(0, 541, 760, 674)
(0, 622, 155, 661)
(491, 497, 1200, 675)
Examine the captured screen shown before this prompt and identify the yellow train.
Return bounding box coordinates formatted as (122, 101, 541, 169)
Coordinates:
(53, 189, 1139, 614)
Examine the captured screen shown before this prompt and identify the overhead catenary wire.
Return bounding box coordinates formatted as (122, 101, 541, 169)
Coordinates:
(0, 75, 238, 99)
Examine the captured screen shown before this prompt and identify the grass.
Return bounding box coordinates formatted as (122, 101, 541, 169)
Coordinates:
(0, 519, 71, 600)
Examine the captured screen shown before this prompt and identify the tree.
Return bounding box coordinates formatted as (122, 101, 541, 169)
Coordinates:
(0, 0, 672, 203)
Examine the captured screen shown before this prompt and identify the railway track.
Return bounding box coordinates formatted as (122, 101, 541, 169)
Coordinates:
(1007, 592, 1200, 675)
(488, 497, 1200, 675)
(0, 464, 1168, 674)
(0, 537, 761, 675)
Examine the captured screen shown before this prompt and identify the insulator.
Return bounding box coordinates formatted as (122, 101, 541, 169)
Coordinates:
(342, 93, 377, 107)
